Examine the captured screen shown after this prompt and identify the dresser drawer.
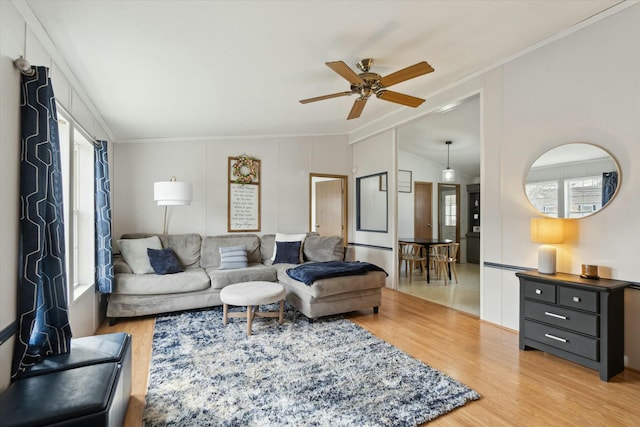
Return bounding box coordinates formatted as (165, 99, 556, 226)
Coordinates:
(524, 320, 599, 361)
(559, 286, 598, 313)
(523, 300, 598, 337)
(522, 280, 556, 303)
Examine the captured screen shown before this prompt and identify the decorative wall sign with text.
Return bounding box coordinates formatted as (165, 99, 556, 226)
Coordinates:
(228, 156, 261, 232)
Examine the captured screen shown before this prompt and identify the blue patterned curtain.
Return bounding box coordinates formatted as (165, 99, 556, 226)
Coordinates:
(12, 66, 72, 380)
(95, 140, 114, 293)
(602, 171, 618, 206)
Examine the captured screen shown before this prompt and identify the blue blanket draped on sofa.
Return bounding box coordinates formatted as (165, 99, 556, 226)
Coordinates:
(287, 261, 387, 286)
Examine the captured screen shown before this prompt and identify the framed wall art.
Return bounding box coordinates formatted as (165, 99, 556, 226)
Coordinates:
(228, 155, 261, 232)
(398, 170, 412, 193)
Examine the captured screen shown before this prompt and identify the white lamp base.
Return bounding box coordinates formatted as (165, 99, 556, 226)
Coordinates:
(538, 244, 557, 274)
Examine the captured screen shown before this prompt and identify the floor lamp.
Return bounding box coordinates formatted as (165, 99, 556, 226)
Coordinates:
(154, 177, 193, 235)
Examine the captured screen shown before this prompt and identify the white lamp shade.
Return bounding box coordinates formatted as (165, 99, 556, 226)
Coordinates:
(154, 181, 193, 206)
(530, 218, 564, 244)
(442, 168, 456, 183)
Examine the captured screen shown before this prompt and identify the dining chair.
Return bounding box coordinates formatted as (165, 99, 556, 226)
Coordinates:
(398, 242, 408, 276)
(430, 243, 459, 285)
(400, 243, 426, 283)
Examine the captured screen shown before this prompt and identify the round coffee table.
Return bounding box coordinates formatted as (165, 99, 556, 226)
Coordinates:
(220, 281, 286, 335)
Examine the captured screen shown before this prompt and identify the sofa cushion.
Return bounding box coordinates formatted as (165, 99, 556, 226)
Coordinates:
(206, 264, 277, 289)
(273, 241, 302, 265)
(120, 233, 202, 269)
(219, 245, 248, 270)
(165, 233, 202, 268)
(201, 234, 261, 269)
(147, 248, 183, 275)
(303, 235, 345, 262)
(118, 236, 163, 274)
(114, 268, 210, 295)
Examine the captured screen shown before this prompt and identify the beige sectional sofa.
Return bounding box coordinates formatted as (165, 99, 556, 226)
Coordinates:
(107, 233, 387, 322)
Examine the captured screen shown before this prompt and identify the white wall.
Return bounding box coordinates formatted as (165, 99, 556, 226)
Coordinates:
(112, 135, 350, 240)
(397, 150, 442, 238)
(486, 3, 640, 338)
(352, 4, 640, 369)
(350, 130, 397, 287)
(0, 0, 23, 392)
(0, 1, 111, 392)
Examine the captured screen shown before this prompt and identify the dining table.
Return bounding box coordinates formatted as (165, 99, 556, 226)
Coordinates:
(398, 237, 453, 283)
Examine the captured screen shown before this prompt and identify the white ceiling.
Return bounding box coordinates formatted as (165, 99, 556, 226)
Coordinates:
(24, 0, 621, 146)
(398, 95, 480, 177)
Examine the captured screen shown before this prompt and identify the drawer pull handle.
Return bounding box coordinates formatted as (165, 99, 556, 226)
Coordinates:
(535, 289, 542, 295)
(545, 333, 568, 343)
(573, 296, 581, 303)
(544, 311, 567, 320)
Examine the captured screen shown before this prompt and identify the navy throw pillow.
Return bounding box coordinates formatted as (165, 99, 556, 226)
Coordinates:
(273, 240, 302, 265)
(147, 248, 183, 275)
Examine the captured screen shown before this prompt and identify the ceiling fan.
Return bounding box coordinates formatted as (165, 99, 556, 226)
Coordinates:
(299, 58, 434, 120)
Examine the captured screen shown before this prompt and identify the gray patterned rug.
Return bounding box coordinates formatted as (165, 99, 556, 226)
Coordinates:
(144, 304, 479, 426)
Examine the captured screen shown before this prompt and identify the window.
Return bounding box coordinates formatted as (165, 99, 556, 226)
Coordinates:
(57, 107, 95, 300)
(444, 194, 456, 226)
(566, 176, 602, 218)
(526, 180, 559, 218)
(527, 176, 604, 218)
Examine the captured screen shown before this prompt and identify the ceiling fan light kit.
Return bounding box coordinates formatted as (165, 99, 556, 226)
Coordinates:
(300, 58, 434, 120)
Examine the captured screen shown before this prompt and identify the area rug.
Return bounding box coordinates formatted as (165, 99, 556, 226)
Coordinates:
(144, 304, 479, 426)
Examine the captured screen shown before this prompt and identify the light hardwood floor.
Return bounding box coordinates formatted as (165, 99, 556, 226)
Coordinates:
(98, 288, 640, 426)
(398, 262, 480, 316)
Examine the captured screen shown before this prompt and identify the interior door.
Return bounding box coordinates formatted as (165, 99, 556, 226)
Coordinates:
(414, 181, 433, 239)
(315, 179, 344, 242)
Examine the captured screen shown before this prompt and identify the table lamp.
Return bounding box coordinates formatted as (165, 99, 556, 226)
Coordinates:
(154, 176, 193, 235)
(530, 218, 564, 274)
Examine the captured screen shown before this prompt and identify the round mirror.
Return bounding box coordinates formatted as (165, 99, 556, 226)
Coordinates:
(525, 143, 620, 218)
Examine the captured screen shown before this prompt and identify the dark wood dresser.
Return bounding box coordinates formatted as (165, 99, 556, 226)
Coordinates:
(516, 270, 628, 381)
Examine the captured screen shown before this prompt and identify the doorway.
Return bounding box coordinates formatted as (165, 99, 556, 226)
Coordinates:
(309, 174, 348, 244)
(396, 94, 480, 316)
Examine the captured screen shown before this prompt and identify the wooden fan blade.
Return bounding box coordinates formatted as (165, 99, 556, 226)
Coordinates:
(326, 61, 365, 85)
(299, 91, 353, 104)
(377, 90, 425, 108)
(347, 97, 367, 120)
(379, 61, 434, 87)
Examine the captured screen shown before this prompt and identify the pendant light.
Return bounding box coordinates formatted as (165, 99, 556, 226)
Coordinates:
(442, 140, 457, 182)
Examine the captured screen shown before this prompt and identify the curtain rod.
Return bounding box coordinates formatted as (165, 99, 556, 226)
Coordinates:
(13, 56, 103, 148)
(13, 56, 35, 76)
(56, 103, 103, 149)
